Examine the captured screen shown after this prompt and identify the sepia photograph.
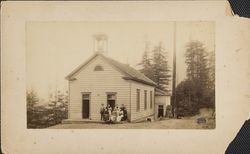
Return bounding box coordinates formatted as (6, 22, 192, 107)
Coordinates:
(3, 1, 250, 154)
(26, 21, 215, 129)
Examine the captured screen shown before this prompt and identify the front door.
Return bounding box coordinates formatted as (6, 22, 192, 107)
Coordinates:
(82, 94, 90, 118)
(158, 105, 164, 117)
(107, 100, 115, 110)
(107, 93, 116, 110)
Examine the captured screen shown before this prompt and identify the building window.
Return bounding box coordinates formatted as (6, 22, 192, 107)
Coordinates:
(94, 65, 104, 71)
(150, 91, 153, 109)
(144, 90, 147, 110)
(82, 94, 90, 100)
(136, 89, 140, 111)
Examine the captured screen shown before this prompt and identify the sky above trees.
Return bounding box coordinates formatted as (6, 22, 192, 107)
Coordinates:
(26, 21, 215, 101)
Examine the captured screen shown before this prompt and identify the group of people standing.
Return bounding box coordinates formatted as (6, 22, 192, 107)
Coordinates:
(100, 104, 128, 123)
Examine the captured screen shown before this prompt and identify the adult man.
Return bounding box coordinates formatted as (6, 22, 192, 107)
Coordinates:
(100, 104, 105, 121)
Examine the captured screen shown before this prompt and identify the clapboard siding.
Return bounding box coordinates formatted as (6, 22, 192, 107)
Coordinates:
(130, 81, 155, 121)
(155, 96, 170, 105)
(68, 56, 130, 120)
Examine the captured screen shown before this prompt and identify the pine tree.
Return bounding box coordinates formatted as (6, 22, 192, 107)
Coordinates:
(207, 51, 215, 107)
(175, 79, 199, 116)
(27, 90, 40, 128)
(184, 41, 210, 107)
(151, 42, 171, 91)
(48, 90, 69, 124)
(27, 90, 39, 109)
(138, 42, 154, 80)
(139, 42, 171, 91)
(208, 51, 215, 90)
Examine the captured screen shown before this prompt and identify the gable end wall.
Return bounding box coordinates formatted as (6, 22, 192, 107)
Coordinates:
(68, 56, 131, 120)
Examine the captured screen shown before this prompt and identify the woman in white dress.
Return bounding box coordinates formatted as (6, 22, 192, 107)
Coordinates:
(107, 104, 112, 121)
(116, 109, 124, 122)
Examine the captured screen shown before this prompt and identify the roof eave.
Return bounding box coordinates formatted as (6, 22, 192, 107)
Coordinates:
(123, 76, 156, 86)
(65, 53, 99, 80)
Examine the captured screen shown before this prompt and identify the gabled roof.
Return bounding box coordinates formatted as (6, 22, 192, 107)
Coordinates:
(65, 53, 156, 86)
(155, 88, 171, 96)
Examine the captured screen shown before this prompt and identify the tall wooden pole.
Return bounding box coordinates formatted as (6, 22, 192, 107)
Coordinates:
(171, 21, 177, 118)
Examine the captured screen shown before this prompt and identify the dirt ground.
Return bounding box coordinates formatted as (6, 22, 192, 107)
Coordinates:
(49, 108, 215, 129)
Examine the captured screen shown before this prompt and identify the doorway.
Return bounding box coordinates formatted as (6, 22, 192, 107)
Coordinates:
(82, 93, 90, 119)
(158, 105, 164, 117)
(107, 93, 116, 110)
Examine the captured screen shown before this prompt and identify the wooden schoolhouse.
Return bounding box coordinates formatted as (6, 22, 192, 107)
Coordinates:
(64, 34, 170, 122)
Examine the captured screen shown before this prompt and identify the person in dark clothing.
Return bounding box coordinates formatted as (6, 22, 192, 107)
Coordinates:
(100, 104, 105, 121)
(120, 104, 127, 121)
(103, 108, 109, 122)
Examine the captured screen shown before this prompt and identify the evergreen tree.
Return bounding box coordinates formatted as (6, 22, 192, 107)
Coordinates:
(175, 41, 213, 116)
(27, 90, 44, 128)
(184, 41, 210, 107)
(139, 42, 171, 91)
(138, 42, 154, 80)
(48, 90, 69, 124)
(27, 90, 39, 110)
(175, 79, 199, 116)
(26, 89, 69, 128)
(208, 51, 215, 90)
(151, 42, 171, 91)
(207, 51, 215, 107)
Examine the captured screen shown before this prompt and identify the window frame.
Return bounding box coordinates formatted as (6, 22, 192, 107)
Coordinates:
(144, 90, 147, 110)
(106, 92, 117, 101)
(150, 91, 153, 109)
(136, 89, 140, 111)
